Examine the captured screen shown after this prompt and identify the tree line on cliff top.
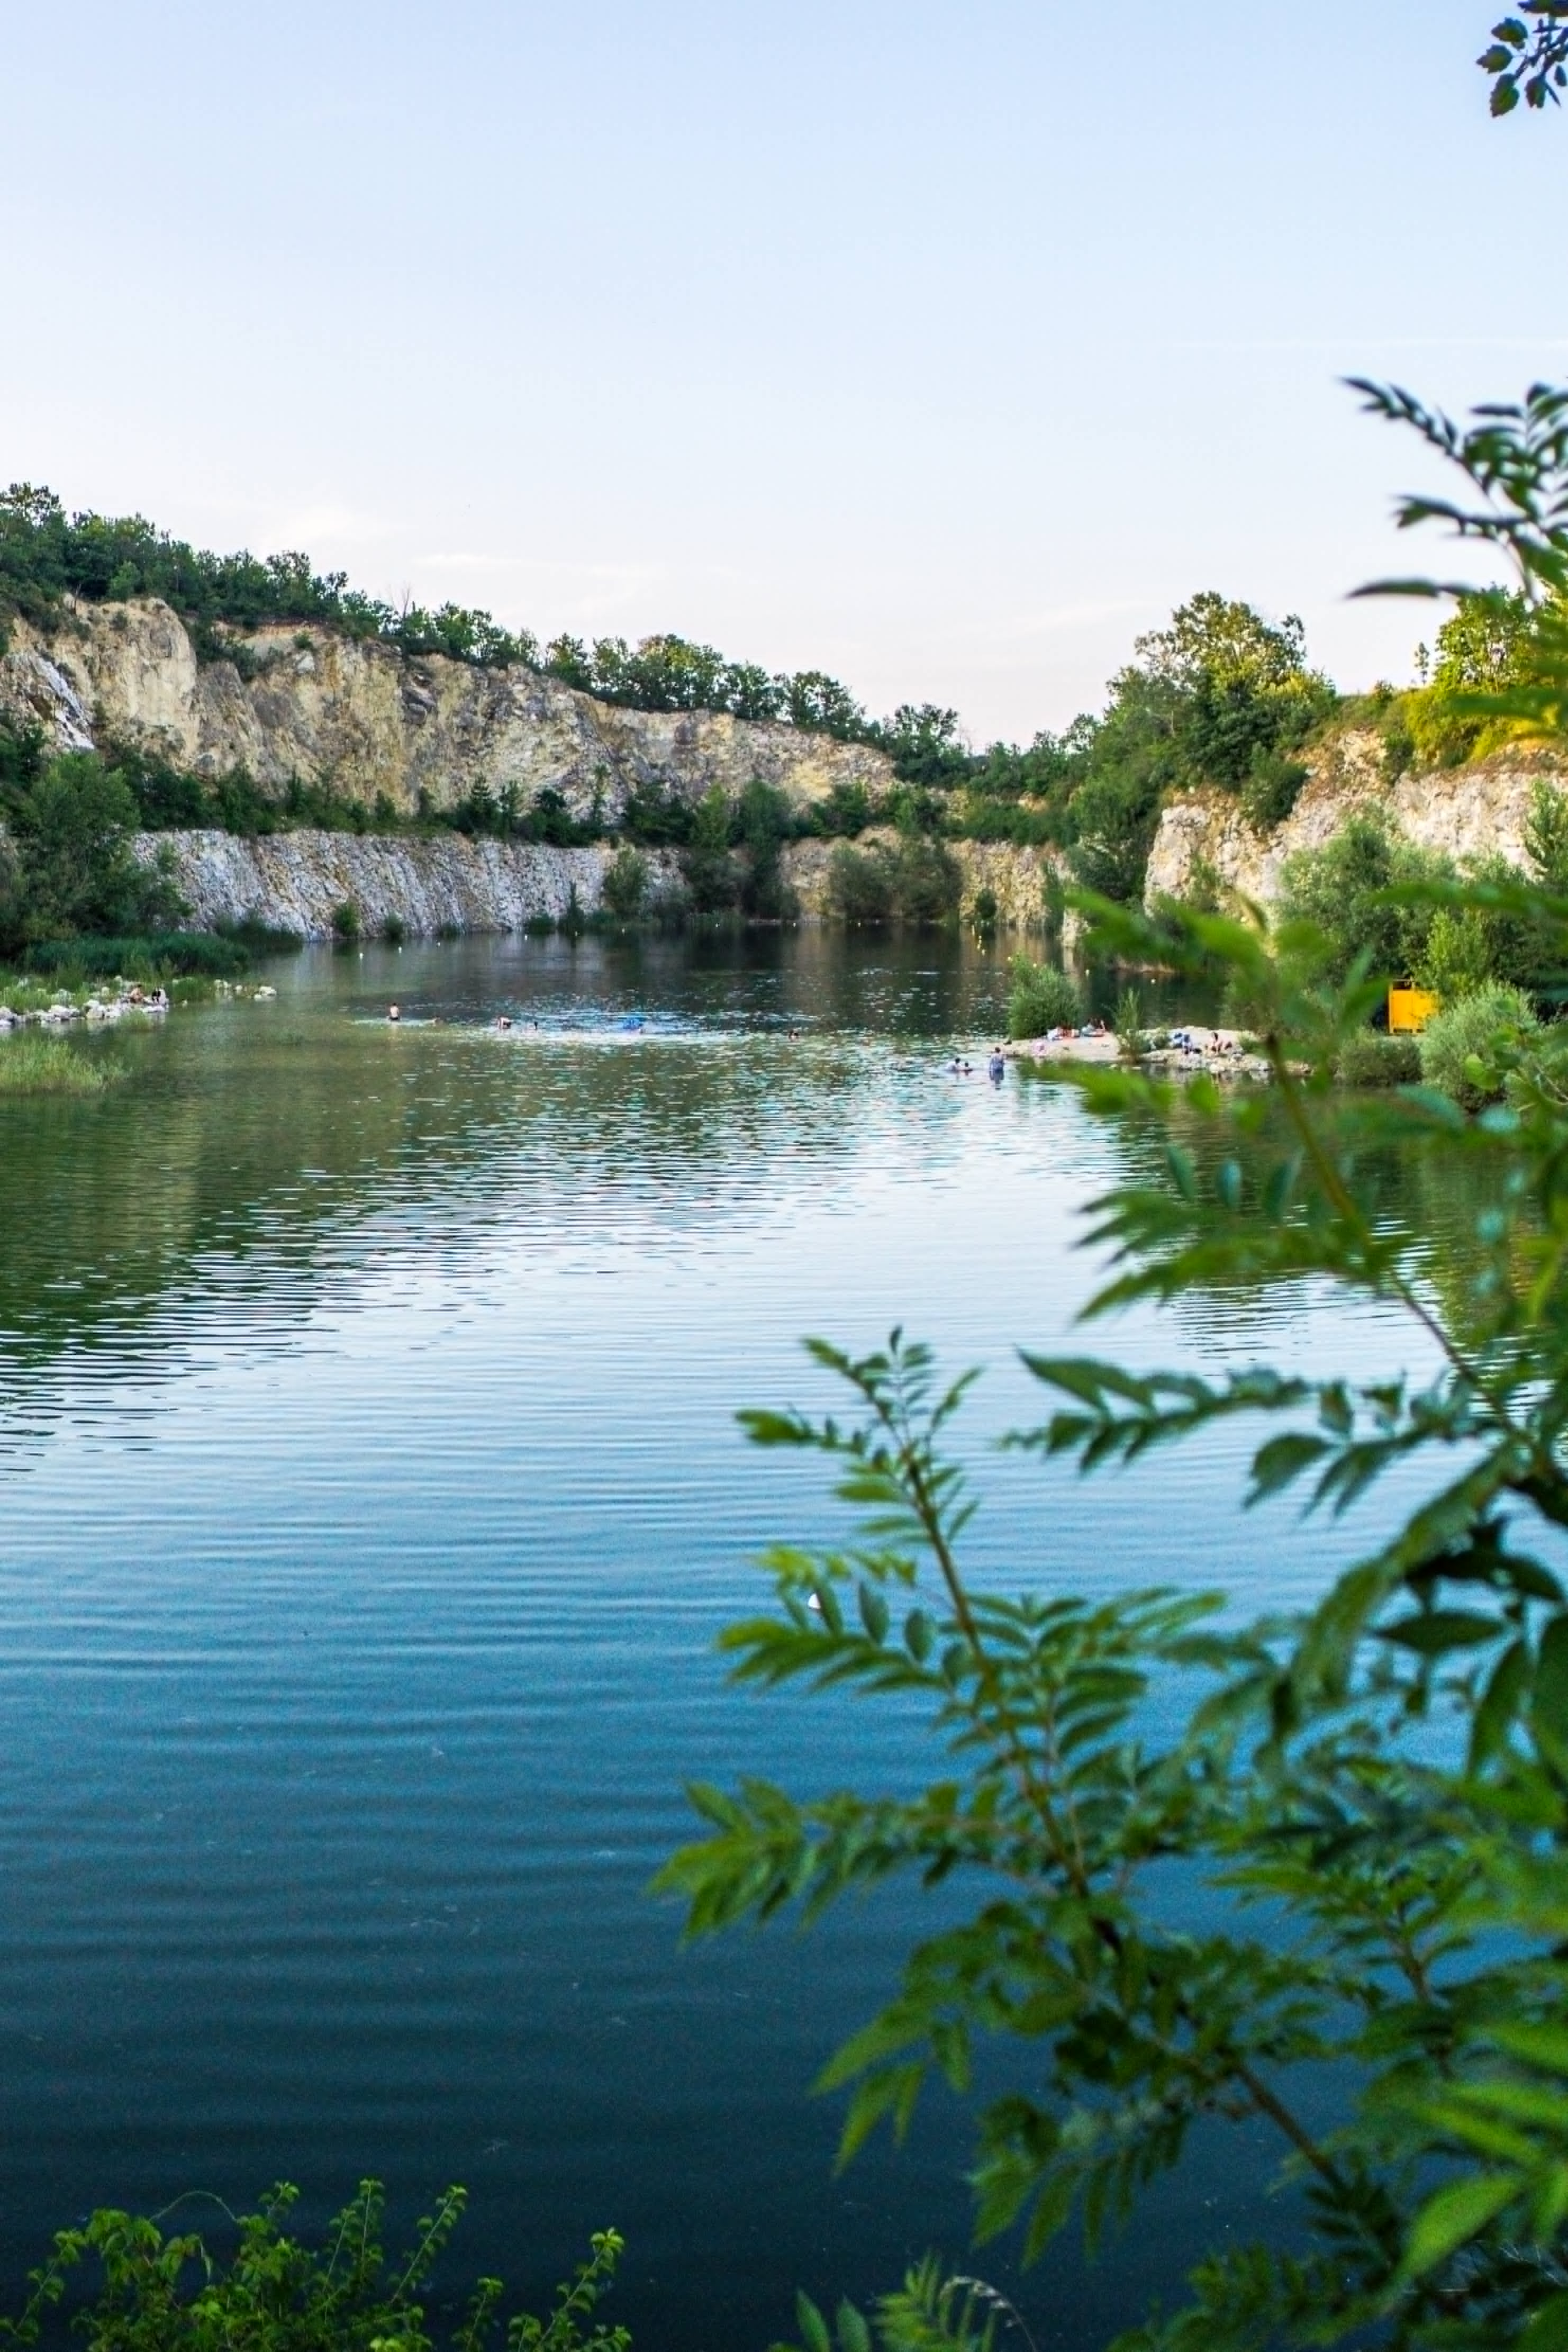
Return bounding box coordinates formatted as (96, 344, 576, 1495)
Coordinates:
(8, 470, 1560, 900)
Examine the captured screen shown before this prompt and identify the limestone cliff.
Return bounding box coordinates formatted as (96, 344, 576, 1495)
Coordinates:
(1, 598, 894, 822)
(1145, 729, 1565, 910)
(137, 830, 683, 940)
(138, 828, 1056, 941)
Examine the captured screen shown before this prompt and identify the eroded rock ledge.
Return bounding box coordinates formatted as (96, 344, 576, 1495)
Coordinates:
(1145, 729, 1563, 911)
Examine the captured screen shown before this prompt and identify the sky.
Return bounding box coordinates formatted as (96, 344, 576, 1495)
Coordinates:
(3, 0, 1565, 745)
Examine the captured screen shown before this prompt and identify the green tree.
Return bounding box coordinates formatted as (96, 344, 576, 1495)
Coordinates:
(680, 784, 738, 913)
(5, 754, 183, 947)
(600, 847, 650, 922)
(1005, 954, 1081, 1036)
(735, 778, 797, 919)
(1276, 810, 1445, 985)
(1064, 594, 1332, 901)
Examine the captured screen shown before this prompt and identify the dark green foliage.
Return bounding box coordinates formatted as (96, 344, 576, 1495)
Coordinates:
(105, 744, 388, 840)
(0, 2182, 627, 2352)
(824, 839, 961, 928)
(969, 886, 999, 934)
(1005, 954, 1081, 1037)
(329, 901, 360, 944)
(0, 484, 538, 670)
(1113, 983, 1144, 1057)
(1277, 811, 1445, 985)
(1525, 775, 1568, 886)
(1240, 747, 1309, 829)
(1418, 978, 1539, 1105)
(214, 918, 305, 956)
(1332, 1028, 1422, 1086)
(511, 788, 600, 847)
(1064, 594, 1334, 900)
(0, 751, 185, 953)
(875, 705, 973, 790)
(600, 848, 649, 922)
(618, 779, 695, 849)
(25, 932, 250, 980)
(1478, 4, 1568, 114)
(735, 778, 797, 918)
(381, 915, 407, 946)
(810, 780, 879, 840)
(679, 785, 739, 914)
(888, 838, 961, 926)
(826, 843, 895, 925)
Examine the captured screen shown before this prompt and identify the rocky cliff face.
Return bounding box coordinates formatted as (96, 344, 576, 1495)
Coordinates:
(1, 599, 894, 821)
(140, 828, 1056, 941)
(1145, 729, 1563, 910)
(137, 830, 682, 939)
(2, 597, 1064, 940)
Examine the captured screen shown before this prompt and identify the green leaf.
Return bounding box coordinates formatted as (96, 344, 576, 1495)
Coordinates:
(1470, 1639, 1530, 1770)
(1378, 1608, 1502, 1655)
(905, 1609, 935, 1662)
(858, 1583, 890, 1643)
(835, 2302, 872, 2352)
(1248, 1431, 1330, 1504)
(1531, 1615, 1568, 1768)
(795, 2293, 832, 2352)
(1492, 76, 1522, 111)
(1524, 2293, 1568, 2352)
(1401, 2170, 1520, 2279)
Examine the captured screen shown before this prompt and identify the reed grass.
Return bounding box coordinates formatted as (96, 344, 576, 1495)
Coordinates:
(0, 1034, 120, 1095)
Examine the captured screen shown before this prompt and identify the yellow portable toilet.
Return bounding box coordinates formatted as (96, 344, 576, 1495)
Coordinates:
(1388, 985, 1439, 1034)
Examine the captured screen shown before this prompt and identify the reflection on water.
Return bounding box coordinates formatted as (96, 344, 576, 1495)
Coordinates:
(0, 933, 1451, 2350)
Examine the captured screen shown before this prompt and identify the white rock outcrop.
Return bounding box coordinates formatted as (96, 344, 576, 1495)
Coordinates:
(136, 830, 680, 940)
(1144, 731, 1564, 911)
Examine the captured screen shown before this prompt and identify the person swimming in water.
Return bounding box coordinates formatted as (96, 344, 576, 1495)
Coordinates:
(387, 1004, 401, 1023)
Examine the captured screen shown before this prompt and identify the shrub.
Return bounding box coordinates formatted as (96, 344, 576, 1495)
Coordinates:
(890, 837, 961, 926)
(381, 913, 407, 945)
(1334, 1028, 1422, 1087)
(26, 931, 250, 979)
(1114, 983, 1144, 1057)
(330, 900, 361, 944)
(1418, 979, 1539, 1108)
(215, 917, 305, 956)
(0, 1034, 117, 1094)
(601, 847, 649, 922)
(826, 843, 895, 925)
(1239, 746, 1309, 829)
(1005, 954, 1081, 1038)
(1, 2183, 628, 2352)
(969, 885, 999, 932)
(1278, 810, 1448, 984)
(1417, 903, 1494, 1000)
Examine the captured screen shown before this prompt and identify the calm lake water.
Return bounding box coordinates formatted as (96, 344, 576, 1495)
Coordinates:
(0, 931, 1440, 2350)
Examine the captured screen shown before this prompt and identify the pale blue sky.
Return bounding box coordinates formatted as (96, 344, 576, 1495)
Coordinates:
(4, 1, 1563, 741)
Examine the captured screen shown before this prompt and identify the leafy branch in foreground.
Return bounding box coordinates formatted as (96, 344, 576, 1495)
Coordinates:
(1478, 6, 1568, 114)
(0, 2183, 628, 2352)
(658, 872, 1568, 2347)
